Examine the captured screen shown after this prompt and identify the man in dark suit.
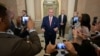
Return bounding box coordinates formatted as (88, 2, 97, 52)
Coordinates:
(41, 8, 59, 50)
(58, 10, 67, 39)
(0, 4, 42, 56)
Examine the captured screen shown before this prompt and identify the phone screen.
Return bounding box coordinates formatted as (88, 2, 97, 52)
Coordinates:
(23, 17, 29, 22)
(73, 17, 78, 22)
(22, 16, 29, 25)
(56, 43, 66, 49)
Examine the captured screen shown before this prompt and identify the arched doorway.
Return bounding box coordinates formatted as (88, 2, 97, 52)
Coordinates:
(43, 0, 59, 17)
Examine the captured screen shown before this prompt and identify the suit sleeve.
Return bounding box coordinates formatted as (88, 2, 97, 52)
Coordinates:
(28, 31, 42, 55)
(65, 15, 67, 23)
(56, 17, 59, 28)
(41, 17, 45, 29)
(12, 31, 42, 56)
(58, 15, 61, 26)
(64, 15, 67, 25)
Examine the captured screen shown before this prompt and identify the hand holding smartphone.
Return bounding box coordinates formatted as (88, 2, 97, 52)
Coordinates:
(56, 43, 66, 49)
(22, 16, 29, 26)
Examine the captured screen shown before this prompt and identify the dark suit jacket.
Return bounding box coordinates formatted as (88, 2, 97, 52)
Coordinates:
(72, 40, 97, 56)
(9, 20, 15, 32)
(58, 14, 67, 26)
(0, 31, 42, 56)
(14, 27, 29, 38)
(41, 16, 59, 35)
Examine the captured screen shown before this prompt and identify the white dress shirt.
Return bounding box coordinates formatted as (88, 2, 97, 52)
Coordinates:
(61, 14, 64, 23)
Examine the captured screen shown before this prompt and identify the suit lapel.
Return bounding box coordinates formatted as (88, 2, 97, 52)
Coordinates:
(60, 15, 61, 22)
(62, 15, 65, 23)
(47, 16, 51, 27)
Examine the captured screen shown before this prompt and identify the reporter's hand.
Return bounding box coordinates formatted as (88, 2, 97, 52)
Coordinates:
(77, 29, 87, 39)
(41, 28, 45, 32)
(64, 41, 77, 54)
(60, 23, 64, 25)
(46, 44, 56, 54)
(72, 29, 78, 38)
(27, 19, 35, 30)
(54, 28, 58, 32)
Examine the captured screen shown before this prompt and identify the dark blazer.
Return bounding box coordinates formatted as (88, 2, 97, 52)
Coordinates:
(41, 16, 59, 35)
(14, 27, 29, 38)
(72, 40, 97, 56)
(9, 20, 15, 32)
(58, 15, 67, 26)
(0, 31, 42, 56)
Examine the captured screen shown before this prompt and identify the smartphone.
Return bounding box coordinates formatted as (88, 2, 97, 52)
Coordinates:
(22, 16, 29, 26)
(56, 43, 66, 49)
(73, 17, 78, 22)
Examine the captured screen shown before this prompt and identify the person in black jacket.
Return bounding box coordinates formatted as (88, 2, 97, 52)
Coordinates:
(58, 10, 67, 38)
(0, 4, 42, 56)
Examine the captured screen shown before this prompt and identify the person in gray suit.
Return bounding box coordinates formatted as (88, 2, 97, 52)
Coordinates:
(0, 4, 42, 56)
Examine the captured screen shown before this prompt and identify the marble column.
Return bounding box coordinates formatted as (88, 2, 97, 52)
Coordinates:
(16, 0, 26, 16)
(67, 0, 75, 24)
(26, 0, 35, 21)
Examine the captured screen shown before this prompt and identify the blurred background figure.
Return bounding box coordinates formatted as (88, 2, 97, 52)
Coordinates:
(8, 10, 15, 32)
(6, 10, 15, 35)
(91, 17, 98, 36)
(67, 11, 80, 41)
(17, 10, 29, 28)
(92, 17, 98, 26)
(15, 10, 31, 38)
(71, 11, 80, 26)
(21, 10, 29, 26)
(58, 10, 67, 39)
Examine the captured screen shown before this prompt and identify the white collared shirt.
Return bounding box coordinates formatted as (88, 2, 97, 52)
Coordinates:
(61, 14, 64, 23)
(49, 16, 53, 21)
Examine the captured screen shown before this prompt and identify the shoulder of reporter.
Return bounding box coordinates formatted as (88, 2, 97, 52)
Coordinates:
(28, 30, 42, 51)
(64, 42, 75, 50)
(28, 30, 38, 37)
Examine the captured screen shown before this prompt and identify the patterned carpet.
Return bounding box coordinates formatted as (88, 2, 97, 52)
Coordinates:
(36, 34, 69, 56)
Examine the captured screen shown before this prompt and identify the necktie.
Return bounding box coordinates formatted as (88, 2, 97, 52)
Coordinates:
(49, 17, 52, 26)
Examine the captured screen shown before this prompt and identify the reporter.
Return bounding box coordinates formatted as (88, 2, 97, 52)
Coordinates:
(65, 14, 97, 56)
(65, 28, 97, 56)
(91, 18, 100, 56)
(0, 4, 42, 56)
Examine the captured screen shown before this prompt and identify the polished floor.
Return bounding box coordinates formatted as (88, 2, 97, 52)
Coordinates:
(36, 34, 69, 56)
